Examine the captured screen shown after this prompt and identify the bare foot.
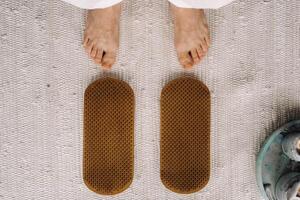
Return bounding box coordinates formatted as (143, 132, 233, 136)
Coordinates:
(83, 4, 121, 69)
(170, 4, 210, 69)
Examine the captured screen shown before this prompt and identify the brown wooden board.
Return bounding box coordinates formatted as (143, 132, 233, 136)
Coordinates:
(83, 77, 134, 195)
(160, 77, 211, 194)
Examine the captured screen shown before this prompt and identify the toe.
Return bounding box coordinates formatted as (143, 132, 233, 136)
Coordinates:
(205, 35, 211, 48)
(178, 52, 193, 69)
(93, 49, 104, 65)
(90, 47, 97, 58)
(101, 51, 116, 69)
(83, 33, 89, 47)
(85, 40, 94, 55)
(190, 49, 200, 64)
(196, 47, 203, 60)
(200, 40, 208, 53)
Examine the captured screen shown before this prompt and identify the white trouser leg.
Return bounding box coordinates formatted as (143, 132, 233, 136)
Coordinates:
(168, 0, 235, 9)
(61, 0, 123, 9)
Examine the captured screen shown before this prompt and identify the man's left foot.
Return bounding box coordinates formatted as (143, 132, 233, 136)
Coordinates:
(171, 4, 210, 69)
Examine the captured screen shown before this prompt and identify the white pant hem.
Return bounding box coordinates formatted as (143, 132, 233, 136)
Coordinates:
(62, 0, 123, 9)
(62, 0, 234, 9)
(168, 0, 234, 9)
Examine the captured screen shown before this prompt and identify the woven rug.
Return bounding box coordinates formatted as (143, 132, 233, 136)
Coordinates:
(0, 0, 300, 199)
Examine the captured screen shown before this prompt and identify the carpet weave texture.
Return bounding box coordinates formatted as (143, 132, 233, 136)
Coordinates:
(0, 0, 300, 199)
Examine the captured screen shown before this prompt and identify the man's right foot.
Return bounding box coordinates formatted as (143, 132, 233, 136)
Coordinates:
(83, 3, 121, 69)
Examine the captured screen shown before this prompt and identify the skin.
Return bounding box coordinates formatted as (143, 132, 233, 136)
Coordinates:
(170, 3, 210, 69)
(83, 3, 121, 69)
(83, 3, 210, 69)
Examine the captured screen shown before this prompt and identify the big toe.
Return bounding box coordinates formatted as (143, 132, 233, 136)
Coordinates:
(178, 52, 194, 69)
(101, 51, 116, 69)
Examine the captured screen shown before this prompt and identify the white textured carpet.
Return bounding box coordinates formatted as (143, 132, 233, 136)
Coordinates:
(1, 0, 300, 199)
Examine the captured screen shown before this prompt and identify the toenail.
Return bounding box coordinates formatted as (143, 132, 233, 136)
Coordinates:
(102, 63, 112, 69)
